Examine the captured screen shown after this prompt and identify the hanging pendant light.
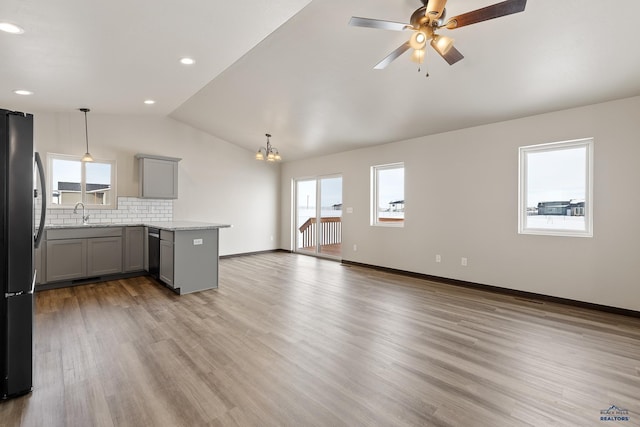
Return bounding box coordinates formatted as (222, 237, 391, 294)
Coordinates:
(255, 133, 281, 162)
(79, 108, 94, 162)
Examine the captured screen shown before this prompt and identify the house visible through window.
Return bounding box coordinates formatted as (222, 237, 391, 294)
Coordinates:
(518, 138, 593, 237)
(372, 163, 404, 226)
(48, 153, 117, 209)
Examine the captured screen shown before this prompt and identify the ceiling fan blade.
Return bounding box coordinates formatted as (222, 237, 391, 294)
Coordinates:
(349, 17, 410, 32)
(444, 0, 526, 29)
(426, 0, 447, 20)
(438, 45, 464, 65)
(374, 42, 412, 69)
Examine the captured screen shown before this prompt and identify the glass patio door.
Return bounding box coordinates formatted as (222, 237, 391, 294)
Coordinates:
(295, 176, 342, 258)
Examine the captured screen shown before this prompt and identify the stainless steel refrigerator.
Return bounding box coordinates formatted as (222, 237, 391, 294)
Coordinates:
(1, 109, 46, 400)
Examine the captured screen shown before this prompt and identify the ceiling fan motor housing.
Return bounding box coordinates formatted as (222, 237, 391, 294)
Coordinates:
(410, 6, 445, 32)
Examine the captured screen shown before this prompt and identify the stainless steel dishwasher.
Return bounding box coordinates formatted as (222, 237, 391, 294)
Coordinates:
(148, 227, 160, 279)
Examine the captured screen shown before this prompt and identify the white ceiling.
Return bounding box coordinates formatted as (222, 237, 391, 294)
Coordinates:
(2, 0, 640, 161)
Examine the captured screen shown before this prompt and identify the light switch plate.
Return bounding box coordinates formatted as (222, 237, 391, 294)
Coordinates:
(193, 238, 203, 245)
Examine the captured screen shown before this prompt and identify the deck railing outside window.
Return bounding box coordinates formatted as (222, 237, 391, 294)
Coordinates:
(298, 217, 342, 249)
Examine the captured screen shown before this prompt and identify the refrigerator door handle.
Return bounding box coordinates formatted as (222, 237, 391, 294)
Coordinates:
(5, 290, 24, 298)
(34, 152, 47, 249)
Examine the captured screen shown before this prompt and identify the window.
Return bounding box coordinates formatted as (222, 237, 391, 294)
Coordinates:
(372, 163, 404, 226)
(48, 153, 117, 209)
(518, 138, 593, 237)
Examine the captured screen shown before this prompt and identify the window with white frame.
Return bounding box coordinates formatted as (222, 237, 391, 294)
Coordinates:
(518, 138, 593, 237)
(48, 153, 117, 209)
(371, 163, 404, 226)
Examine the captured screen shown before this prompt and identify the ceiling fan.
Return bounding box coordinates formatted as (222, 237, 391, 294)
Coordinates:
(349, 0, 527, 69)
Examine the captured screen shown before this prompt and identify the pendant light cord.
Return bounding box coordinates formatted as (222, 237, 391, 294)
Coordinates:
(84, 110, 89, 153)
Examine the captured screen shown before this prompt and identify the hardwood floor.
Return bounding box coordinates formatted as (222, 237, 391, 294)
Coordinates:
(2, 252, 639, 426)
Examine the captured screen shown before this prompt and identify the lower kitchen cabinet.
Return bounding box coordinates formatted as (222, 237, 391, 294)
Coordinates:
(172, 228, 219, 294)
(159, 239, 174, 287)
(154, 228, 221, 294)
(44, 227, 125, 284)
(46, 238, 88, 282)
(124, 226, 144, 272)
(39, 223, 227, 293)
(87, 237, 123, 276)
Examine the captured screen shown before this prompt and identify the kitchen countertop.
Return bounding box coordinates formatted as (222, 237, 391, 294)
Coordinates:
(45, 221, 231, 231)
(145, 221, 231, 231)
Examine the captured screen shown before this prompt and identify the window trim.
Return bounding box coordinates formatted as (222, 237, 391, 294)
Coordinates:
(371, 162, 405, 227)
(47, 153, 117, 209)
(518, 138, 593, 237)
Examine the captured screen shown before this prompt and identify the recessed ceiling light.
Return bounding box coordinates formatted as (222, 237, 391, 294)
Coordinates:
(13, 89, 33, 96)
(144, 99, 156, 105)
(0, 22, 25, 34)
(180, 57, 195, 65)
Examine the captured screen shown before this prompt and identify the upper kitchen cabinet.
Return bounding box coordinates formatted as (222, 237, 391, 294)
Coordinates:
(136, 153, 181, 199)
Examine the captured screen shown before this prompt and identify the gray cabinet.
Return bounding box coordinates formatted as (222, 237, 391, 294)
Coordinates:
(124, 226, 144, 272)
(44, 227, 124, 283)
(87, 237, 123, 276)
(46, 238, 87, 282)
(173, 228, 219, 294)
(136, 154, 181, 199)
(159, 239, 174, 287)
(159, 229, 174, 287)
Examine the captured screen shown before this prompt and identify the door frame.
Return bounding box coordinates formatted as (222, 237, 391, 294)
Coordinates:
(293, 174, 342, 260)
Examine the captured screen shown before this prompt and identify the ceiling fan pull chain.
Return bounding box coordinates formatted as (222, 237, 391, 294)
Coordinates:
(424, 48, 430, 78)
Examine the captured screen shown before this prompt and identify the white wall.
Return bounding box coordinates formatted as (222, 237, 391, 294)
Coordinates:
(280, 96, 640, 311)
(33, 113, 280, 256)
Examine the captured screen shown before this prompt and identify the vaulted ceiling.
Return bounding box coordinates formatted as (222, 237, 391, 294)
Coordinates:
(2, 0, 640, 160)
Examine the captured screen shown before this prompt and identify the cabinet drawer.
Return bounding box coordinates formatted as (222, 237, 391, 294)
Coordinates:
(160, 229, 174, 242)
(47, 227, 123, 240)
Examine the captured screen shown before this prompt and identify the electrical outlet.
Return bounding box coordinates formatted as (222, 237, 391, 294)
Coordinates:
(193, 238, 203, 246)
(461, 257, 467, 266)
(435, 254, 441, 263)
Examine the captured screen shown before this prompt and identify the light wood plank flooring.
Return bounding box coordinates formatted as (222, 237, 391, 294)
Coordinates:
(2, 252, 639, 426)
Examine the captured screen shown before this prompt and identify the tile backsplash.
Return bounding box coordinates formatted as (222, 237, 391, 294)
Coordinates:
(37, 197, 173, 226)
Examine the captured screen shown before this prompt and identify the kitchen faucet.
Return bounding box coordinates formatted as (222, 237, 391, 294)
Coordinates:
(73, 202, 90, 225)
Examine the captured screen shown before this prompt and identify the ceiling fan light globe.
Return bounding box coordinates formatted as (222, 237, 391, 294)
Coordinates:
(431, 34, 454, 55)
(409, 31, 427, 50)
(410, 48, 426, 64)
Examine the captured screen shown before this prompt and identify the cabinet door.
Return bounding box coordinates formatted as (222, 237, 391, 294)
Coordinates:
(140, 158, 178, 199)
(159, 239, 174, 287)
(87, 237, 123, 276)
(46, 239, 87, 282)
(124, 227, 144, 272)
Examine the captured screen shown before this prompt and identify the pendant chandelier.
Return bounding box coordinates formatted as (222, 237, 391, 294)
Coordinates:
(79, 108, 94, 162)
(255, 133, 281, 162)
